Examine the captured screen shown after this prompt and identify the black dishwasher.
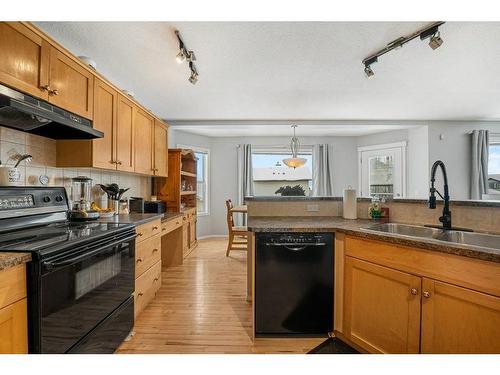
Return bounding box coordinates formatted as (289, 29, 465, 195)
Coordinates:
(255, 232, 333, 336)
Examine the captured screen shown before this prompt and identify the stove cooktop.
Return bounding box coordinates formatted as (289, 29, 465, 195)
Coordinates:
(0, 221, 135, 257)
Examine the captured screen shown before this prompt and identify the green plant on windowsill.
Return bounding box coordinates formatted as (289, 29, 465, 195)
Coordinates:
(275, 185, 306, 196)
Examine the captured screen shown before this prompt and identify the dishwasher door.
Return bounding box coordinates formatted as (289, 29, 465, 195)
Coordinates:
(255, 232, 333, 336)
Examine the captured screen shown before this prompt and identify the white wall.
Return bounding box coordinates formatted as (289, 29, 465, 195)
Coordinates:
(427, 122, 500, 200)
(408, 126, 429, 199)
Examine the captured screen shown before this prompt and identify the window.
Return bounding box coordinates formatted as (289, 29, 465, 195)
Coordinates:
(488, 134, 500, 195)
(358, 142, 407, 199)
(178, 145, 209, 216)
(252, 148, 313, 196)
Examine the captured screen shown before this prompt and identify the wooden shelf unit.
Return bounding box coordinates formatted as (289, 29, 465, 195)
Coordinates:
(155, 149, 197, 213)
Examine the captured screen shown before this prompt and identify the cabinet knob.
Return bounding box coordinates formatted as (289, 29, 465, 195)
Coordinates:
(154, 277, 159, 282)
(410, 288, 418, 295)
(152, 248, 158, 253)
(153, 226, 159, 230)
(136, 258, 143, 263)
(137, 292, 144, 297)
(423, 291, 431, 298)
(152, 168, 159, 172)
(137, 232, 143, 237)
(116, 161, 122, 165)
(40, 84, 51, 92)
(49, 88, 59, 96)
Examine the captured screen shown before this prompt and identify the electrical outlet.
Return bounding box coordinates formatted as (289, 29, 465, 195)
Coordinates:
(307, 204, 320, 212)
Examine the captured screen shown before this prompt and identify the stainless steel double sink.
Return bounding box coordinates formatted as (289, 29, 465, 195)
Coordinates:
(363, 223, 500, 251)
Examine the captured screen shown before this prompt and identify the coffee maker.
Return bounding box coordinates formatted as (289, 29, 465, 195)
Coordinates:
(69, 176, 99, 221)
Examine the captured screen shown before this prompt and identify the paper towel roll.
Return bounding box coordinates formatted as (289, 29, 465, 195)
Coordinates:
(343, 187, 357, 219)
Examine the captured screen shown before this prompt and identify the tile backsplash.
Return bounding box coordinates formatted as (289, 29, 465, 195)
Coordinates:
(0, 126, 151, 206)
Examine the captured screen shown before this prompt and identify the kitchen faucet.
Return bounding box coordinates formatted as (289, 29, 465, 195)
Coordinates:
(428, 160, 452, 230)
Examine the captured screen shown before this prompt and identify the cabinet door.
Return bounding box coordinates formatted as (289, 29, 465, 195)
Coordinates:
(116, 95, 135, 172)
(344, 256, 421, 353)
(421, 278, 500, 354)
(189, 217, 196, 247)
(48, 46, 94, 119)
(153, 120, 168, 177)
(0, 22, 50, 99)
(134, 109, 154, 175)
(182, 223, 189, 256)
(92, 79, 117, 169)
(0, 299, 28, 354)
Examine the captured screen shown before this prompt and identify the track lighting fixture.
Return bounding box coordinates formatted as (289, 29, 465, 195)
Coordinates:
(175, 30, 199, 84)
(362, 22, 445, 78)
(428, 31, 443, 50)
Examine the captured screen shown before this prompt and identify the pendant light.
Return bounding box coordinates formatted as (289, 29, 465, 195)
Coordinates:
(283, 125, 307, 169)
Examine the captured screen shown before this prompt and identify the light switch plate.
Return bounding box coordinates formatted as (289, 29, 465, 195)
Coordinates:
(307, 204, 320, 212)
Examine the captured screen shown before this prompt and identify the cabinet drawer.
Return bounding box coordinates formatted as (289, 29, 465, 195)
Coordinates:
(135, 234, 161, 277)
(0, 298, 28, 354)
(161, 217, 182, 235)
(0, 264, 26, 310)
(134, 261, 161, 318)
(136, 219, 161, 243)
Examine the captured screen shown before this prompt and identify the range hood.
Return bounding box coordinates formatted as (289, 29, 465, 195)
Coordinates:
(0, 84, 103, 139)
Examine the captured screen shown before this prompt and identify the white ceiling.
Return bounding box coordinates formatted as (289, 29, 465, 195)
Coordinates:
(35, 22, 500, 135)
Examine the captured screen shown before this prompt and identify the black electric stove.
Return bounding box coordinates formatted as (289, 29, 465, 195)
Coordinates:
(0, 187, 136, 354)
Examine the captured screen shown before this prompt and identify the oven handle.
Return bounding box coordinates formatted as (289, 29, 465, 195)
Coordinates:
(42, 234, 136, 271)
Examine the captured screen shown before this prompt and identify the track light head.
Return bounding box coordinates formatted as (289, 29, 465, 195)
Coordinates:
(187, 51, 196, 62)
(429, 31, 443, 50)
(364, 65, 374, 78)
(176, 50, 186, 64)
(189, 72, 198, 84)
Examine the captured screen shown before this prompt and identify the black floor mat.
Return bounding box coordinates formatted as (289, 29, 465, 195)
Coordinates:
(307, 338, 360, 354)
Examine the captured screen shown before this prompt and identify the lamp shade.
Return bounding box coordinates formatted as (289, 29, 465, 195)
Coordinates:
(283, 157, 307, 169)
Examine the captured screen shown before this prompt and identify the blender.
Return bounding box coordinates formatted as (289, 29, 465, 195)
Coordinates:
(69, 176, 100, 221)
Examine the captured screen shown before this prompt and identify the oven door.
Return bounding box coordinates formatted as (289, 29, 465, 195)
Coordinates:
(39, 233, 135, 353)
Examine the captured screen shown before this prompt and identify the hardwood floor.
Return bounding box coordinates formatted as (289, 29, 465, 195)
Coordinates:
(117, 237, 324, 354)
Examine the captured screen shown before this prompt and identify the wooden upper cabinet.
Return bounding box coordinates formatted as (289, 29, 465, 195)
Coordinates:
(153, 120, 168, 177)
(421, 278, 500, 354)
(0, 22, 50, 99)
(134, 109, 154, 175)
(116, 95, 135, 172)
(343, 256, 421, 354)
(92, 79, 117, 169)
(48, 47, 94, 119)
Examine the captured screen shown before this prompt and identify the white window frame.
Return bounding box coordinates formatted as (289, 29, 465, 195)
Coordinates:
(177, 144, 210, 217)
(357, 141, 407, 199)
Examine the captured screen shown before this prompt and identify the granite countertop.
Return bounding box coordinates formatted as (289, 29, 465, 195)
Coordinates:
(97, 213, 164, 226)
(0, 252, 31, 271)
(247, 216, 500, 263)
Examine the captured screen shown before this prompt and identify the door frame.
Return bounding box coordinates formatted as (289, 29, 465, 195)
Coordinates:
(357, 141, 407, 198)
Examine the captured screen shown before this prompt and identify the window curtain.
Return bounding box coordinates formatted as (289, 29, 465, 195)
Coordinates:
(470, 130, 489, 200)
(237, 144, 254, 225)
(312, 144, 334, 196)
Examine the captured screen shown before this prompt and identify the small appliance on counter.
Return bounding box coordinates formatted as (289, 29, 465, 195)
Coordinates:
(69, 176, 99, 221)
(129, 197, 166, 214)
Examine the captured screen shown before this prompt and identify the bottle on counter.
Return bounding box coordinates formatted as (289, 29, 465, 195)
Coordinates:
(368, 196, 382, 219)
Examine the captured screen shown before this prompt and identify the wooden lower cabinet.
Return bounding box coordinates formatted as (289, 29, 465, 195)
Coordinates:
(134, 261, 161, 319)
(342, 235, 500, 354)
(344, 256, 421, 353)
(134, 219, 162, 319)
(0, 298, 28, 354)
(421, 278, 500, 354)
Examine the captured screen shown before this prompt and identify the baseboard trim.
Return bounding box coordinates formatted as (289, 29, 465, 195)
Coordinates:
(197, 234, 228, 240)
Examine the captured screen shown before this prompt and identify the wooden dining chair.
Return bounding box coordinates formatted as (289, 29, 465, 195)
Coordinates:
(225, 199, 248, 257)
